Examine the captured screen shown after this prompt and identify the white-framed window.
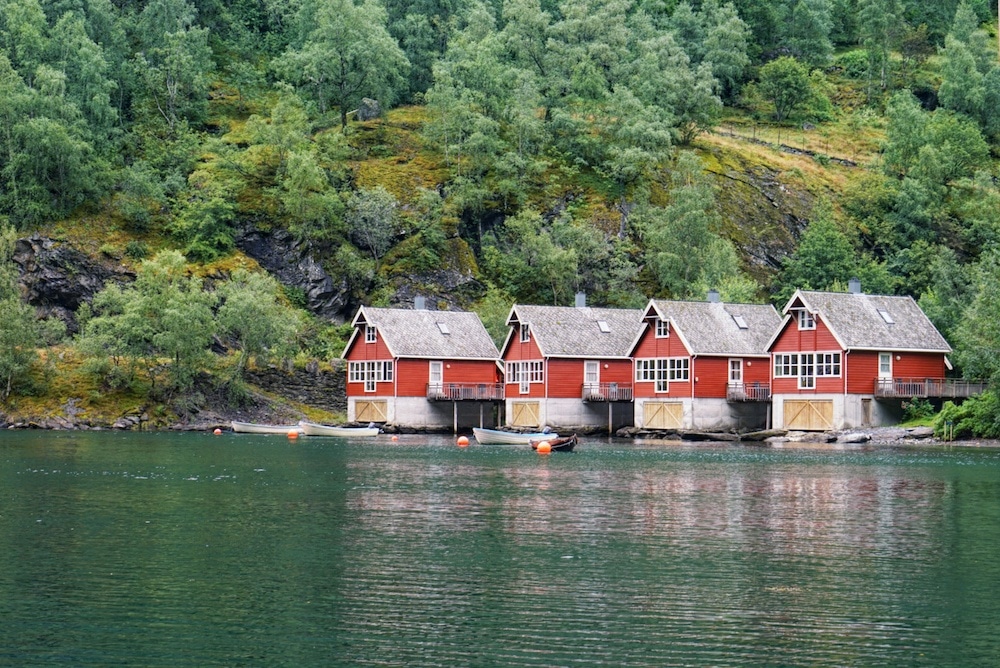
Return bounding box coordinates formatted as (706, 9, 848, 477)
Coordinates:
(879, 352, 893, 378)
(797, 310, 815, 330)
(798, 353, 815, 389)
(668, 358, 689, 381)
(636, 358, 687, 392)
(429, 361, 443, 389)
(519, 323, 530, 342)
(774, 354, 798, 377)
(348, 360, 393, 392)
(365, 325, 377, 343)
(729, 359, 743, 383)
(655, 318, 669, 338)
(505, 360, 544, 384)
(584, 360, 600, 386)
(816, 353, 841, 377)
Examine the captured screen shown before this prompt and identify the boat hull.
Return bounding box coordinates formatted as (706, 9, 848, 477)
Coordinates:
(472, 427, 558, 444)
(530, 434, 578, 452)
(231, 421, 303, 435)
(299, 421, 379, 437)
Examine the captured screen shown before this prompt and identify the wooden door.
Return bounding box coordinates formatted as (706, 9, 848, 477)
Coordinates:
(643, 401, 683, 429)
(356, 400, 388, 423)
(510, 401, 540, 427)
(784, 400, 834, 431)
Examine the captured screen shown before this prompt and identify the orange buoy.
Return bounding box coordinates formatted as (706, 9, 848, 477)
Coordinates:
(536, 441, 551, 454)
(213, 428, 222, 435)
(287, 429, 299, 440)
(391, 435, 399, 442)
(457, 435, 470, 447)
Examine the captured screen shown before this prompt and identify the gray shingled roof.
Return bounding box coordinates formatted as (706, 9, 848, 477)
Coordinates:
(357, 307, 500, 359)
(650, 300, 781, 356)
(792, 291, 951, 352)
(508, 305, 643, 358)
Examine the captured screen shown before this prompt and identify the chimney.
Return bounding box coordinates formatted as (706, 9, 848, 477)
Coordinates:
(414, 296, 426, 310)
(575, 292, 586, 308)
(848, 278, 862, 295)
(707, 289, 721, 303)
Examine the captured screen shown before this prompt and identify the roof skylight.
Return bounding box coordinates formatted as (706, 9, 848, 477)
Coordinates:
(732, 315, 748, 329)
(437, 322, 451, 334)
(597, 320, 611, 333)
(877, 309, 894, 325)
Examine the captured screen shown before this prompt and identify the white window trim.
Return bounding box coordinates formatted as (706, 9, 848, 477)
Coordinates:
(655, 319, 669, 338)
(505, 360, 544, 386)
(879, 352, 893, 378)
(729, 359, 743, 384)
(584, 360, 600, 386)
(798, 310, 815, 330)
(348, 360, 393, 393)
(636, 357, 688, 393)
(519, 323, 530, 342)
(365, 325, 377, 343)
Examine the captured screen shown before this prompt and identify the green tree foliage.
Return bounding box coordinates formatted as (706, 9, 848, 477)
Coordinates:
(781, 0, 833, 67)
(954, 251, 1000, 388)
(276, 0, 409, 128)
(643, 151, 746, 299)
(857, 0, 903, 99)
(755, 56, 811, 121)
(777, 199, 891, 302)
(0, 222, 64, 398)
(78, 251, 216, 398)
(217, 269, 301, 380)
(346, 186, 400, 271)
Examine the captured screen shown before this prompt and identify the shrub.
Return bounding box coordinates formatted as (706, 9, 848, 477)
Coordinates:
(934, 393, 1000, 439)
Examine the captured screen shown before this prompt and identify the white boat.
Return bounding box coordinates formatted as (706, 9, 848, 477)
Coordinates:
(299, 421, 380, 437)
(472, 427, 558, 445)
(231, 421, 304, 435)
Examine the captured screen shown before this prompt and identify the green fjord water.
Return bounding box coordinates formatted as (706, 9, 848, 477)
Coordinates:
(2, 432, 1000, 667)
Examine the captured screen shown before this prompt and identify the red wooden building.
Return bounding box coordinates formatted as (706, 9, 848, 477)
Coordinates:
(341, 303, 501, 430)
(766, 284, 979, 430)
(500, 297, 642, 431)
(628, 295, 781, 430)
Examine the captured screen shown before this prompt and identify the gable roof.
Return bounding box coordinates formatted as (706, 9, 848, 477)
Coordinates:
(634, 300, 781, 357)
(343, 307, 500, 360)
(505, 305, 642, 358)
(773, 290, 951, 353)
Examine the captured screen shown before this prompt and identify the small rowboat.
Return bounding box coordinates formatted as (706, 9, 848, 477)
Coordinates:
(530, 434, 578, 452)
(472, 427, 558, 445)
(299, 421, 380, 437)
(232, 421, 304, 435)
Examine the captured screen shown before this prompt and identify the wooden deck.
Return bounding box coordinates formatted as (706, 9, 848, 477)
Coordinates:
(426, 383, 505, 401)
(874, 378, 987, 399)
(726, 382, 771, 402)
(582, 382, 633, 402)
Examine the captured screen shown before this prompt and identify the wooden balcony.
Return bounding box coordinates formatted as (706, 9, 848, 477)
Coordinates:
(582, 382, 633, 402)
(427, 383, 505, 401)
(727, 382, 771, 402)
(874, 378, 988, 399)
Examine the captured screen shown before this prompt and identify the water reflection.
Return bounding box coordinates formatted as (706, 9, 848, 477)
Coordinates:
(1, 432, 999, 666)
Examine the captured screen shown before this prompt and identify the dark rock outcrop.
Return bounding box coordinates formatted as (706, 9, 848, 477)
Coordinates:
(236, 228, 350, 321)
(14, 234, 135, 332)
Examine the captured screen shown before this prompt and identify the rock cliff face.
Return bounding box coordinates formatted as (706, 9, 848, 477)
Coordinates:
(236, 228, 351, 322)
(13, 234, 135, 333)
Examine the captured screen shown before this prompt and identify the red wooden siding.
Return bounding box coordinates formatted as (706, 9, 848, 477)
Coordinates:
(847, 351, 947, 394)
(344, 331, 393, 361)
(547, 358, 582, 398)
(633, 323, 693, 399)
(396, 359, 429, 397)
(444, 359, 500, 385)
(771, 316, 840, 353)
(743, 358, 770, 386)
(846, 352, 878, 395)
(502, 328, 545, 397)
(345, 328, 395, 397)
(693, 357, 729, 398)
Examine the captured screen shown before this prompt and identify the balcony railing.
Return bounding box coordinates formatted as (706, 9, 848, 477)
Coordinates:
(874, 378, 988, 399)
(427, 383, 505, 401)
(727, 382, 771, 402)
(581, 382, 633, 402)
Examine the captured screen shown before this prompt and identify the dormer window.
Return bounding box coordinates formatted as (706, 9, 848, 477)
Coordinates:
(520, 323, 530, 342)
(365, 325, 377, 343)
(797, 310, 815, 330)
(655, 318, 669, 338)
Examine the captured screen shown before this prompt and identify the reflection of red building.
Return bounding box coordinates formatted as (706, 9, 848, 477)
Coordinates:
(500, 296, 641, 430)
(342, 302, 501, 430)
(629, 295, 780, 430)
(767, 284, 973, 430)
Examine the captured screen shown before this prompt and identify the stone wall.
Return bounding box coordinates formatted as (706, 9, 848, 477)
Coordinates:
(245, 360, 347, 413)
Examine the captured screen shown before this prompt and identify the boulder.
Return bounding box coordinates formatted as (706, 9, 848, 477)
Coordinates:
(357, 98, 381, 121)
